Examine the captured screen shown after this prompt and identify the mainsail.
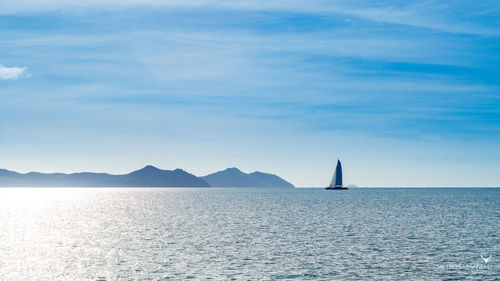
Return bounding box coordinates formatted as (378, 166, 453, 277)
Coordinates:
(329, 160, 343, 187)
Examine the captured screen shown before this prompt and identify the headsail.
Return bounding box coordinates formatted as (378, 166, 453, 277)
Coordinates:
(329, 169, 337, 187)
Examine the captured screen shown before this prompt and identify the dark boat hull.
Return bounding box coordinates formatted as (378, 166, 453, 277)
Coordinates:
(325, 186, 349, 190)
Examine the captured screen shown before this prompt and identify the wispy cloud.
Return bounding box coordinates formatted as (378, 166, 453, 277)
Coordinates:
(0, 64, 28, 79)
(0, 0, 498, 35)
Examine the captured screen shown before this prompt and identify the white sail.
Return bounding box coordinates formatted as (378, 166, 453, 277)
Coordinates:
(329, 169, 337, 187)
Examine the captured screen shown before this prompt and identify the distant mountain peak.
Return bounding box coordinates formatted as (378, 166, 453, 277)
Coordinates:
(141, 165, 160, 170)
(224, 167, 242, 173)
(203, 168, 294, 188)
(130, 165, 163, 176)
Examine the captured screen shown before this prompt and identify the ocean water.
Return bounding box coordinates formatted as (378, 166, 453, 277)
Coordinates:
(0, 188, 498, 280)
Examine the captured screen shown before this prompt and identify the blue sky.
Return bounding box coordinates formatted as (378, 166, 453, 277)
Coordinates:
(1, 0, 499, 187)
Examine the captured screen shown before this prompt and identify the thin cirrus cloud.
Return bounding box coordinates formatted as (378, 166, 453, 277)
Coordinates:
(0, 0, 498, 36)
(0, 64, 28, 79)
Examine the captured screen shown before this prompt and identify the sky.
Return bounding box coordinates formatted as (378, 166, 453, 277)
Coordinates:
(1, 0, 499, 187)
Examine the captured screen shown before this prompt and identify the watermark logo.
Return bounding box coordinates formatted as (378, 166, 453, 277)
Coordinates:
(480, 254, 492, 264)
(435, 254, 493, 271)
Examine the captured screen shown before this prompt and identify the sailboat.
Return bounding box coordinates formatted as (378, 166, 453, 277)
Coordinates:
(325, 159, 348, 190)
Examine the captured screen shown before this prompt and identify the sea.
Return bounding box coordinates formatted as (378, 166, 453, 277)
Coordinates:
(0, 187, 498, 280)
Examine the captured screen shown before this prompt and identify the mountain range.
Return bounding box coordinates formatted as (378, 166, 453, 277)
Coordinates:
(0, 165, 294, 188)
